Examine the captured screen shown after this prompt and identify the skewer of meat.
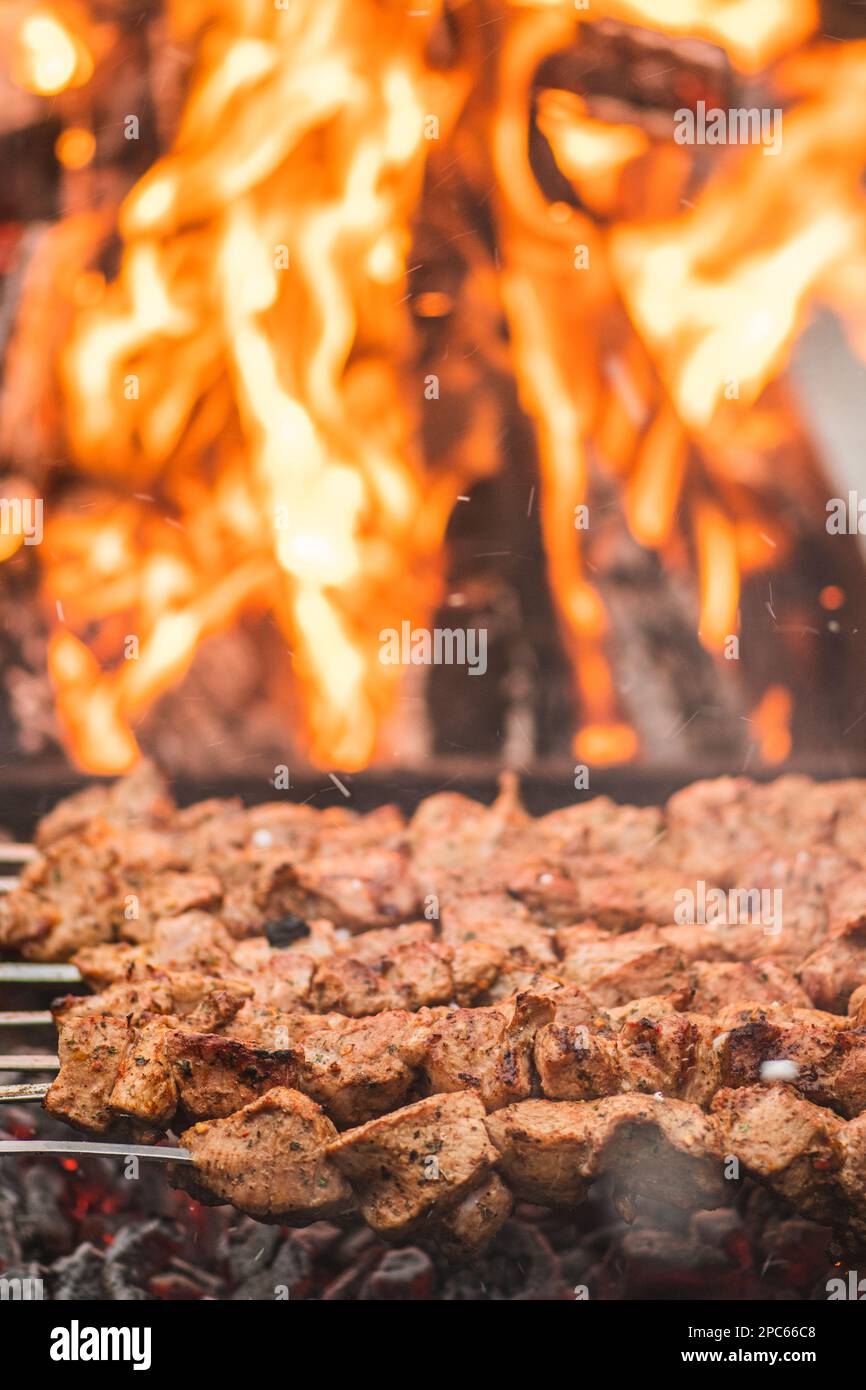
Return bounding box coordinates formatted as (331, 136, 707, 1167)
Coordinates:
(18, 965, 866, 1140)
(6, 1081, 863, 1260)
(5, 761, 866, 967)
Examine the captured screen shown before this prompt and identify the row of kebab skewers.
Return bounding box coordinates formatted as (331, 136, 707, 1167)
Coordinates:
(3, 761, 866, 1257)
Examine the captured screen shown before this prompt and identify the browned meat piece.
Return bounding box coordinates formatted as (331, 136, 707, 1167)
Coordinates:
(293, 1010, 434, 1127)
(182, 983, 253, 1033)
(72, 942, 150, 988)
(849, 984, 866, 1027)
(533, 1019, 622, 1103)
(236, 847, 419, 935)
(557, 929, 691, 1008)
(713, 1012, 866, 1118)
(46, 1013, 131, 1133)
(119, 872, 223, 944)
(4, 825, 122, 960)
(408, 774, 536, 904)
(508, 863, 690, 932)
(309, 941, 453, 1017)
(109, 1017, 178, 1128)
(534, 1010, 718, 1106)
(165, 1031, 297, 1122)
(179, 1088, 353, 1222)
(799, 918, 866, 1013)
(0, 889, 63, 952)
(333, 921, 433, 957)
(487, 1094, 725, 1210)
(484, 1098, 590, 1205)
(837, 1110, 866, 1241)
(439, 893, 557, 966)
(126, 912, 239, 975)
(535, 799, 663, 860)
(328, 1091, 498, 1239)
(450, 940, 508, 1003)
(482, 964, 568, 1004)
(714, 1000, 849, 1031)
(35, 760, 174, 847)
(709, 846, 849, 961)
(431, 1172, 513, 1259)
(662, 776, 770, 881)
(689, 960, 810, 1015)
(53, 979, 174, 1025)
(711, 1084, 845, 1223)
(826, 873, 866, 935)
(423, 993, 554, 1110)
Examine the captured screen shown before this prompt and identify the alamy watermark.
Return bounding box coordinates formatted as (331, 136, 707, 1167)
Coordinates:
(827, 1270, 866, 1300)
(0, 1274, 43, 1300)
(379, 621, 487, 676)
(674, 102, 782, 157)
(827, 491, 866, 534)
(674, 879, 782, 936)
(0, 495, 42, 545)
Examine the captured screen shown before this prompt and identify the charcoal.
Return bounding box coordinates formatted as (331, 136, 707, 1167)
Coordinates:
(51, 1244, 105, 1301)
(359, 1247, 435, 1300)
(440, 1221, 566, 1301)
(20, 1166, 73, 1256)
(221, 1221, 283, 1285)
(105, 1219, 178, 1288)
(264, 914, 311, 947)
(0, 1194, 23, 1267)
(232, 1234, 311, 1301)
(320, 1244, 383, 1301)
(291, 1222, 342, 1260)
(148, 1272, 214, 1300)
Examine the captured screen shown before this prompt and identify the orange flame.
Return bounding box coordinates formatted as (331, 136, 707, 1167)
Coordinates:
(5, 0, 862, 771)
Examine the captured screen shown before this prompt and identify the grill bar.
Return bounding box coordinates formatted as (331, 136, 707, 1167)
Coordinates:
(0, 1011, 53, 1027)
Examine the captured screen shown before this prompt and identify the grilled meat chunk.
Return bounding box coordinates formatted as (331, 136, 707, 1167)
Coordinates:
(166, 1031, 297, 1122)
(179, 1088, 353, 1222)
(293, 1009, 435, 1128)
(46, 1013, 132, 1134)
(486, 1094, 726, 1211)
(711, 1083, 845, 1223)
(557, 929, 691, 1008)
(109, 1017, 178, 1128)
(439, 894, 557, 966)
(431, 1171, 513, 1259)
(423, 992, 554, 1110)
(689, 960, 810, 1015)
(328, 1091, 498, 1239)
(800, 918, 866, 1013)
(34, 759, 174, 848)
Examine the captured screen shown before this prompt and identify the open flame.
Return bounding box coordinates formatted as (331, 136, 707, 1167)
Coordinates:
(3, 0, 863, 772)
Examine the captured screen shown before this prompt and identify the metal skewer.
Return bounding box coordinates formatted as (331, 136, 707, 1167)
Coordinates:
(0, 964, 82, 984)
(0, 1139, 192, 1163)
(0, 1012, 53, 1027)
(0, 1054, 59, 1071)
(0, 1081, 49, 1103)
(0, 845, 37, 863)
